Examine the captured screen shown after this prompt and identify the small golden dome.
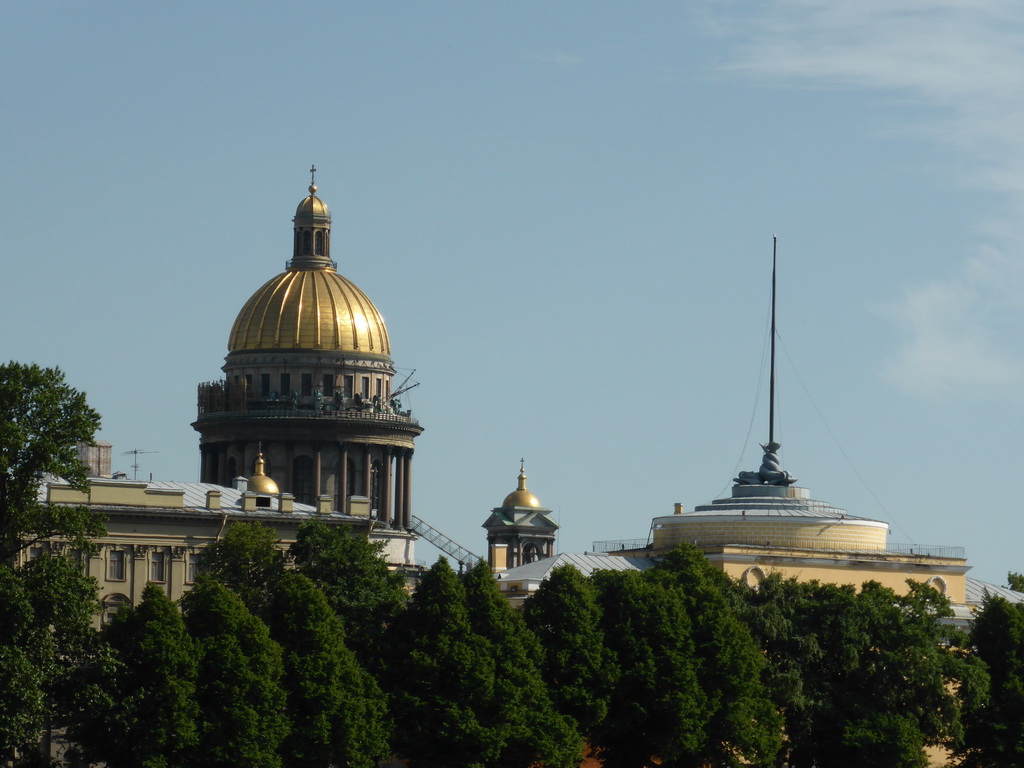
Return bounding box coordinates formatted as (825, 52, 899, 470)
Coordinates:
(502, 459, 540, 508)
(248, 453, 279, 496)
(295, 187, 330, 218)
(228, 268, 391, 355)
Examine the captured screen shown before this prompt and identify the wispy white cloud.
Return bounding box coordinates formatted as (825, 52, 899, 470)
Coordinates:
(710, 0, 1024, 397)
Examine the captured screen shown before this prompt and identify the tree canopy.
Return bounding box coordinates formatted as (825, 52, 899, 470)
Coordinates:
(181, 576, 289, 768)
(0, 361, 104, 561)
(73, 583, 199, 768)
(290, 518, 407, 668)
(740, 575, 984, 768)
(384, 558, 498, 768)
(959, 594, 1024, 766)
(523, 563, 615, 736)
(462, 562, 582, 768)
(264, 571, 390, 768)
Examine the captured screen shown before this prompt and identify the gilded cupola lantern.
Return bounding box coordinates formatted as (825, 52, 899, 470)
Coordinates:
(290, 165, 334, 270)
(483, 460, 559, 573)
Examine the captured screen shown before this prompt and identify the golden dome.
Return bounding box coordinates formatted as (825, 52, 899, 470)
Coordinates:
(295, 184, 330, 218)
(248, 453, 279, 495)
(228, 268, 391, 355)
(502, 460, 540, 508)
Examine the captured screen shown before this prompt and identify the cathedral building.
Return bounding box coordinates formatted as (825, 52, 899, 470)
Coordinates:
(27, 174, 426, 632)
(193, 172, 422, 528)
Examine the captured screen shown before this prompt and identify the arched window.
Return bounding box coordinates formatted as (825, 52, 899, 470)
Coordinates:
(102, 594, 131, 624)
(302, 231, 312, 255)
(226, 456, 237, 482)
(314, 230, 323, 255)
(293, 455, 314, 504)
(522, 542, 540, 564)
(294, 230, 301, 257)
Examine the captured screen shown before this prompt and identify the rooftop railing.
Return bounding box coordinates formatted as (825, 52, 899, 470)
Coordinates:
(592, 536, 966, 560)
(194, 407, 419, 426)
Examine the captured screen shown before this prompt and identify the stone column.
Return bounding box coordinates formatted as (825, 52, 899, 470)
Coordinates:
(362, 444, 373, 498)
(402, 450, 413, 528)
(314, 445, 322, 498)
(217, 446, 228, 486)
(394, 449, 406, 528)
(338, 442, 349, 513)
(382, 447, 393, 526)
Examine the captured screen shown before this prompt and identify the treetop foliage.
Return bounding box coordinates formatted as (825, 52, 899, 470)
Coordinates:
(0, 361, 104, 560)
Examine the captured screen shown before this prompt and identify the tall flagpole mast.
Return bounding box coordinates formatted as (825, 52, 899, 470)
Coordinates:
(769, 235, 777, 445)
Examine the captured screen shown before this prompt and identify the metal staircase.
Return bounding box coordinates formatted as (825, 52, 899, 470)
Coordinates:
(409, 515, 484, 569)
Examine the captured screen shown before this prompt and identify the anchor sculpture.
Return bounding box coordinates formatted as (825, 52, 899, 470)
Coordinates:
(734, 441, 797, 486)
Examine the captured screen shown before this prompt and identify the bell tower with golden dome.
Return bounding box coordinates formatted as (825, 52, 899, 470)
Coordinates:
(482, 461, 559, 572)
(193, 170, 423, 528)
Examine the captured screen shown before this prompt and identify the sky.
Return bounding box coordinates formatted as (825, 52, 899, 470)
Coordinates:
(2, 1, 1022, 584)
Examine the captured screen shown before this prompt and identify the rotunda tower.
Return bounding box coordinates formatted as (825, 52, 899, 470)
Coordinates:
(193, 172, 423, 527)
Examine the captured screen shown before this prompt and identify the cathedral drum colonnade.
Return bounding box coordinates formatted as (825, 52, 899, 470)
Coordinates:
(193, 172, 423, 526)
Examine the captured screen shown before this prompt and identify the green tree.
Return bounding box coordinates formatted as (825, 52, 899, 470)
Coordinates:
(0, 554, 100, 761)
(959, 594, 1024, 766)
(0, 566, 50, 758)
(182, 576, 289, 768)
(590, 569, 707, 768)
(290, 519, 407, 665)
(0, 363, 103, 764)
(1007, 572, 1024, 592)
(742, 576, 983, 768)
(201, 521, 284, 614)
(264, 571, 390, 768)
(523, 563, 615, 737)
(384, 558, 498, 768)
(73, 583, 199, 768)
(462, 562, 582, 768)
(0, 362, 104, 562)
(648, 546, 781, 766)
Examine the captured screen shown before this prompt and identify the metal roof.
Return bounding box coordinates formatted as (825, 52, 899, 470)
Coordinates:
(495, 551, 656, 581)
(965, 577, 1024, 607)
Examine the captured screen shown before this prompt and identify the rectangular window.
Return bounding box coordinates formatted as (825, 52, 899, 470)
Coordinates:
(28, 546, 42, 561)
(108, 550, 125, 581)
(280, 373, 291, 396)
(375, 378, 382, 398)
(361, 377, 370, 398)
(301, 373, 313, 397)
(70, 549, 86, 572)
(343, 375, 353, 398)
(149, 551, 165, 582)
(187, 553, 202, 583)
(244, 374, 253, 395)
(322, 374, 334, 396)
(261, 373, 271, 397)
